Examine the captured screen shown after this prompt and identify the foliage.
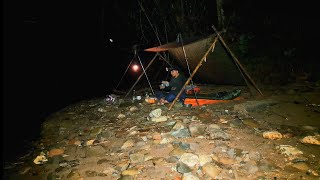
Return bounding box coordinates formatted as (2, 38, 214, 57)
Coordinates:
(109, 0, 317, 84)
(127, 0, 214, 46)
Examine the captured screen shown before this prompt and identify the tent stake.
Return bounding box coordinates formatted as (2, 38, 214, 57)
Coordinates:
(211, 25, 263, 96)
(125, 53, 159, 98)
(168, 37, 219, 110)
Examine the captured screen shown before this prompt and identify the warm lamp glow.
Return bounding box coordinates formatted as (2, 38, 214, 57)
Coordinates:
(132, 64, 139, 72)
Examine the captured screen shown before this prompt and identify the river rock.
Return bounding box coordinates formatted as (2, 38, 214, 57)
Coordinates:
(300, 135, 320, 145)
(179, 153, 199, 168)
(263, 131, 283, 140)
(202, 163, 221, 179)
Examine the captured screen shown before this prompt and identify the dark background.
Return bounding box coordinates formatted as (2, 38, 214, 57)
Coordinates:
(3, 0, 320, 163)
(3, 0, 138, 162)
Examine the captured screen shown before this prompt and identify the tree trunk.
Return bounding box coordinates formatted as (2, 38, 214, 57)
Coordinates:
(216, 0, 225, 30)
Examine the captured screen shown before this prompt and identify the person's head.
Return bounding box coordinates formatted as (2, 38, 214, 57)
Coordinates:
(168, 66, 180, 78)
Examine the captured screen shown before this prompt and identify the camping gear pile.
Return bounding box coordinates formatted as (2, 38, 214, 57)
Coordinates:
(114, 26, 263, 109)
(185, 85, 201, 95)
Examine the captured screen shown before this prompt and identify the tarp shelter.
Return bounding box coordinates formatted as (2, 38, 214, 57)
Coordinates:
(145, 33, 247, 85)
(123, 28, 263, 110)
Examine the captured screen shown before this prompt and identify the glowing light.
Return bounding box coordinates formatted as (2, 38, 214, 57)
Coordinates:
(132, 64, 139, 72)
(109, 39, 113, 42)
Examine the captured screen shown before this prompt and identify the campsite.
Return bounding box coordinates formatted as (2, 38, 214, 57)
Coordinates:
(3, 0, 320, 179)
(4, 29, 320, 179)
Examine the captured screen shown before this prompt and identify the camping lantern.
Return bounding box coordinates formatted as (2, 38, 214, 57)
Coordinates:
(132, 64, 139, 72)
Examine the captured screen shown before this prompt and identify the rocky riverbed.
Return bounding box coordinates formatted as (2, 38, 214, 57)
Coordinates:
(3, 83, 320, 180)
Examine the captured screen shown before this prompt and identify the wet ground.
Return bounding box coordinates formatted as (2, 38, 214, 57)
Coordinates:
(3, 82, 320, 180)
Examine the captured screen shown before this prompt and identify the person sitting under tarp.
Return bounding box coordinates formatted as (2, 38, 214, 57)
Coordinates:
(155, 66, 187, 105)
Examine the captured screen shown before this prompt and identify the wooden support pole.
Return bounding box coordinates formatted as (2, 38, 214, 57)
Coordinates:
(168, 37, 219, 110)
(125, 53, 159, 98)
(212, 25, 263, 96)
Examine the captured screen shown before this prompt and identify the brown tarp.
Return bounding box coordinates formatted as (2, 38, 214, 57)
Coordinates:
(144, 34, 245, 85)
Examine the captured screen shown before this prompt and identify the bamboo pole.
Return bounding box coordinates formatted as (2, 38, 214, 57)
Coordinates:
(125, 53, 159, 98)
(168, 37, 219, 110)
(211, 25, 263, 96)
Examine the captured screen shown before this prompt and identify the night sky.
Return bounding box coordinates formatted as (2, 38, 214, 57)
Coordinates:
(3, 0, 319, 162)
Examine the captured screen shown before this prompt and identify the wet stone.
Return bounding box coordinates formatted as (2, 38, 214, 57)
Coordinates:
(243, 160, 259, 174)
(118, 175, 134, 180)
(121, 139, 135, 149)
(263, 131, 283, 140)
(47, 172, 60, 180)
(172, 141, 190, 150)
(218, 157, 235, 166)
(115, 161, 130, 171)
(248, 151, 261, 161)
(291, 162, 309, 171)
(129, 153, 145, 163)
(188, 123, 207, 137)
(198, 154, 213, 166)
(166, 156, 179, 163)
(171, 128, 191, 138)
(207, 129, 230, 140)
(234, 100, 278, 115)
(67, 169, 81, 179)
(172, 121, 186, 130)
(176, 162, 192, 173)
(59, 159, 80, 168)
(149, 108, 162, 118)
(122, 168, 139, 176)
(49, 155, 64, 165)
(152, 157, 167, 166)
(202, 163, 221, 179)
(85, 170, 98, 177)
(151, 116, 168, 122)
(86, 145, 106, 157)
(89, 127, 103, 137)
(182, 173, 200, 180)
(226, 148, 236, 158)
(179, 153, 199, 168)
(257, 160, 275, 172)
(234, 148, 243, 157)
(55, 166, 65, 173)
(97, 158, 109, 164)
(169, 147, 187, 158)
(229, 119, 243, 128)
(75, 147, 86, 158)
(242, 118, 260, 128)
(300, 135, 320, 145)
